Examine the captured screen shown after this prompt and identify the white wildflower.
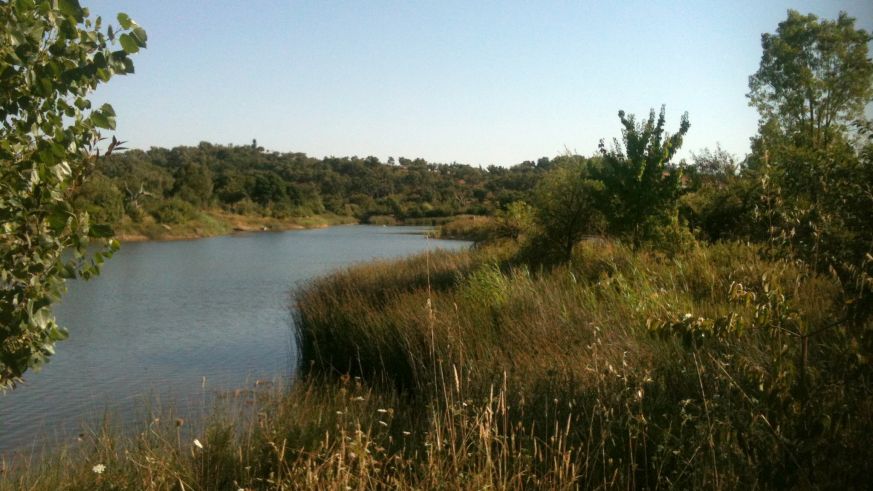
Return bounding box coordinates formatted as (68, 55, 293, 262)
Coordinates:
(92, 464, 106, 474)
(193, 439, 203, 449)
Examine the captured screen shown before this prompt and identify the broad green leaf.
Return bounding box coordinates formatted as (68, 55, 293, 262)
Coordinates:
(119, 33, 139, 54)
(58, 0, 84, 21)
(117, 12, 132, 29)
(90, 111, 113, 129)
(131, 26, 148, 46)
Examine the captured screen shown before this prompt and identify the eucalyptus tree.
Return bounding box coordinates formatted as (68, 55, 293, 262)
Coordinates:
(0, 0, 146, 388)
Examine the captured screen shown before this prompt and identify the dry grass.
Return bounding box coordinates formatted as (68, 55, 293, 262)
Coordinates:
(3, 240, 871, 489)
(433, 216, 499, 242)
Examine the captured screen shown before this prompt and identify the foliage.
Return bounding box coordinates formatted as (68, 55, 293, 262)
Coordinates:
(0, 1, 144, 388)
(529, 155, 604, 261)
(147, 197, 197, 225)
(291, 240, 869, 487)
(494, 200, 535, 240)
(680, 146, 761, 241)
(747, 9, 873, 370)
(73, 144, 556, 231)
(6, 8, 873, 490)
(748, 10, 873, 148)
(435, 215, 499, 242)
(595, 106, 690, 248)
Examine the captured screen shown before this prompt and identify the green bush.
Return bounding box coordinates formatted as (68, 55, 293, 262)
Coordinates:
(148, 198, 197, 225)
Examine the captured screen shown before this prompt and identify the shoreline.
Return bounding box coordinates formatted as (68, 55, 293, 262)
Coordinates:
(109, 212, 469, 243)
(112, 211, 359, 243)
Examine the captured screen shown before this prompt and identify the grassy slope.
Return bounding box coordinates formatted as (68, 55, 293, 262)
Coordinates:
(4, 241, 870, 489)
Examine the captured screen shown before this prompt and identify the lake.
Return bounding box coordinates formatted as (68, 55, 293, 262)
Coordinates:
(0, 226, 469, 454)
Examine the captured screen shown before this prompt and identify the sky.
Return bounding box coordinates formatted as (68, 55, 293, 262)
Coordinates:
(85, 0, 873, 167)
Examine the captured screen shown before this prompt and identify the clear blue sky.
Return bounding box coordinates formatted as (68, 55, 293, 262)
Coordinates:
(86, 0, 873, 167)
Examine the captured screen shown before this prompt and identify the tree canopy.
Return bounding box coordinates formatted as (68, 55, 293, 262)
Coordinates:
(595, 106, 690, 248)
(748, 10, 873, 148)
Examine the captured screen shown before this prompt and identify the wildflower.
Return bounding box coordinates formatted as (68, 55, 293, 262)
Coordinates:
(92, 464, 106, 474)
(377, 408, 388, 413)
(378, 420, 388, 426)
(352, 396, 366, 401)
(193, 439, 203, 449)
(402, 431, 411, 436)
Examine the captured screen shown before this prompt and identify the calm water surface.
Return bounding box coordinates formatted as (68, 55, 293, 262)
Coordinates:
(0, 226, 468, 453)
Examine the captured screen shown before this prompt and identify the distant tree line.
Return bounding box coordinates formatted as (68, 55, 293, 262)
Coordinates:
(74, 143, 560, 227)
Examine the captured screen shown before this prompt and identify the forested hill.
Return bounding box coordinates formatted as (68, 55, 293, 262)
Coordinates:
(77, 141, 556, 235)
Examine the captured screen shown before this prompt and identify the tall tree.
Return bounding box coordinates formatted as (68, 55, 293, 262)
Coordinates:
(748, 11, 873, 367)
(0, 1, 145, 388)
(748, 10, 873, 149)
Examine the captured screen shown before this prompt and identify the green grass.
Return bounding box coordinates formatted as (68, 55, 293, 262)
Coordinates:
(3, 240, 870, 489)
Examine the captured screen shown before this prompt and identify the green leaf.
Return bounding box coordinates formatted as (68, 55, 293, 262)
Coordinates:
(117, 12, 132, 29)
(49, 326, 69, 342)
(91, 104, 116, 129)
(90, 112, 112, 129)
(47, 209, 70, 233)
(119, 33, 139, 54)
(131, 26, 148, 47)
(32, 308, 51, 330)
(58, 0, 84, 21)
(15, 0, 36, 12)
(99, 103, 116, 117)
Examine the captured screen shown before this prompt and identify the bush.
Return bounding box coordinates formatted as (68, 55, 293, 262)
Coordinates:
(148, 198, 197, 225)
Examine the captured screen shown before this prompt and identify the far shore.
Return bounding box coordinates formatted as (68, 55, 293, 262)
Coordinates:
(110, 212, 469, 243)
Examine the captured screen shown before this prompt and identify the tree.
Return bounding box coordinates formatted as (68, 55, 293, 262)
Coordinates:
(747, 11, 873, 387)
(747, 10, 873, 269)
(595, 106, 690, 248)
(0, 1, 145, 389)
(748, 10, 873, 149)
(530, 155, 605, 262)
(690, 145, 737, 181)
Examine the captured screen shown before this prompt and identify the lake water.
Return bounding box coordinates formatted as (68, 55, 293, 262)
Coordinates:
(0, 226, 469, 454)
